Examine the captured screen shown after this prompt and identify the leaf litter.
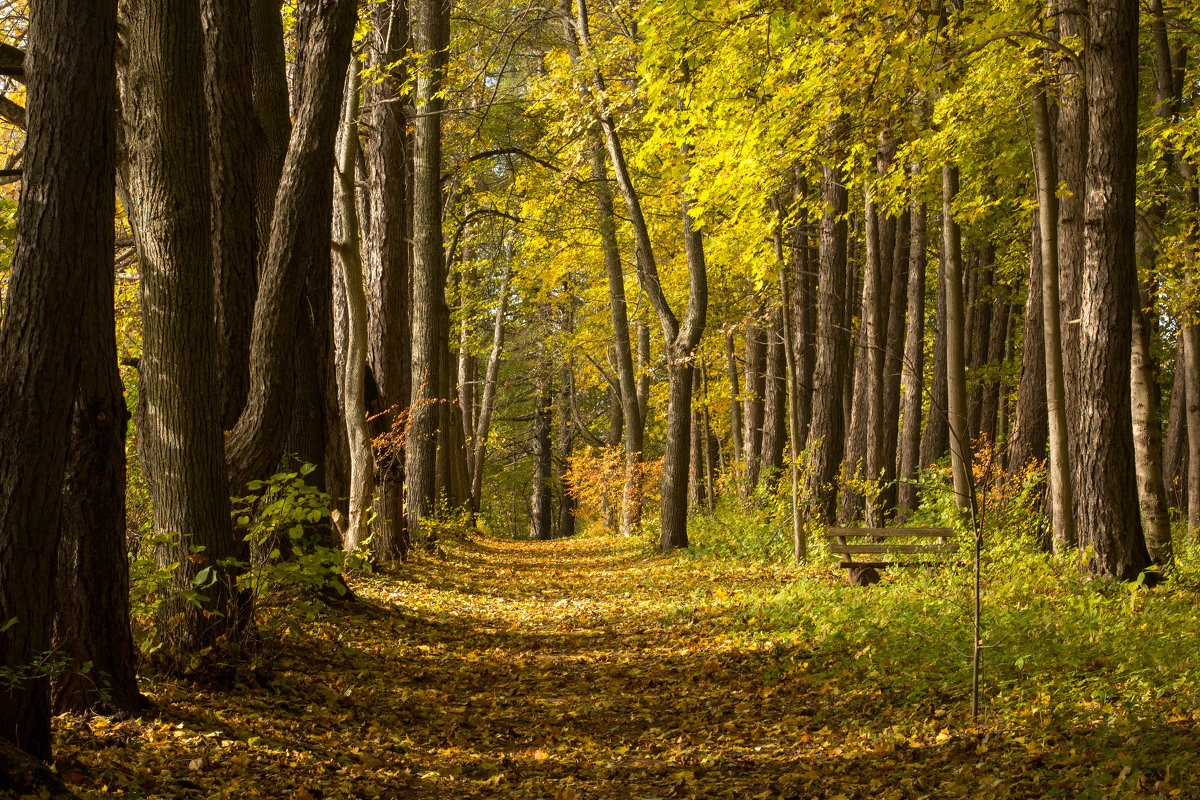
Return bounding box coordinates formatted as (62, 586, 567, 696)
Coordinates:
(47, 533, 1200, 799)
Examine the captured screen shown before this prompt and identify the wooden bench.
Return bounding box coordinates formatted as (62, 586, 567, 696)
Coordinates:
(826, 527, 958, 585)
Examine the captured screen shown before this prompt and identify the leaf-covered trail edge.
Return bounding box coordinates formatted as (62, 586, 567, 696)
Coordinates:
(52, 533, 1198, 799)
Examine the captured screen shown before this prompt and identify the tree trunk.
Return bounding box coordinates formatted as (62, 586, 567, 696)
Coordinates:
(1075, 0, 1151, 579)
(1132, 226, 1172, 562)
(875, 206, 909, 520)
(897, 191, 927, 514)
(0, 0, 117, 758)
(470, 260, 513, 511)
(204, 0, 258, 430)
(921, 237, 950, 469)
(726, 331, 744, 478)
(759, 309, 788, 489)
(1184, 324, 1200, 540)
(805, 163, 851, 521)
(224, 0, 357, 493)
(586, 126, 643, 535)
(1008, 223, 1047, 475)
(689, 366, 704, 508)
(637, 322, 651, 425)
(1057, 0, 1088, 538)
(405, 0, 451, 542)
(741, 306, 767, 492)
(53, 264, 140, 717)
(334, 62, 373, 553)
(790, 174, 816, 450)
(364, 0, 411, 561)
(1033, 81, 1077, 552)
(529, 362, 554, 541)
(558, 361, 577, 538)
(575, 9, 705, 548)
(1164, 335, 1188, 510)
(978, 290, 1009, 448)
(250, 0, 291, 263)
(123, 0, 243, 656)
(841, 183, 880, 523)
(943, 165, 972, 511)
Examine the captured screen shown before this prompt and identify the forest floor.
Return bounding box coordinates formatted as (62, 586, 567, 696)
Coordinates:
(49, 531, 1200, 799)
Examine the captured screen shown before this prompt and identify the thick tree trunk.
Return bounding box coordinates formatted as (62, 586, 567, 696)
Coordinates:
(124, 0, 244, 656)
(1075, 0, 1151, 579)
(204, 0, 258, 430)
(0, 0, 117, 758)
(250, 0, 291, 260)
(53, 271, 140, 716)
(406, 0, 451, 542)
(364, 0, 411, 561)
(225, 0, 357, 493)
(805, 163, 851, 521)
(897, 194, 927, 514)
(943, 165, 971, 511)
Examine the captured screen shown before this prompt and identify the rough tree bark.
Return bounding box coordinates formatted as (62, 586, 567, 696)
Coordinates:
(0, 0, 118, 758)
(53, 251, 140, 716)
(364, 0, 411, 561)
(1056, 0, 1088, 536)
(405, 0, 452, 542)
(224, 0, 357, 493)
(805, 163, 851, 521)
(123, 0, 242, 655)
(1074, 0, 1152, 579)
(204, 0, 258, 430)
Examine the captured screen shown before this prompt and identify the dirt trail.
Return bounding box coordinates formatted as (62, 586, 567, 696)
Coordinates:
(367, 535, 818, 799)
(56, 534, 1043, 799)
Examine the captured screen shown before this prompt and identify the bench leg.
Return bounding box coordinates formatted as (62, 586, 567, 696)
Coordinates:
(847, 565, 881, 586)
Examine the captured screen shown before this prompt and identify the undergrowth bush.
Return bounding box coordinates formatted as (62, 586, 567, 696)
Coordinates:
(130, 464, 363, 661)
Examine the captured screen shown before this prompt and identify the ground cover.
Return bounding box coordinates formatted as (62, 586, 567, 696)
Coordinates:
(42, 530, 1200, 799)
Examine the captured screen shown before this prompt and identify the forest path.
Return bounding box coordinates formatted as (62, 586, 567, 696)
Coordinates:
(56, 532, 1128, 799)
(363, 533, 820, 799)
